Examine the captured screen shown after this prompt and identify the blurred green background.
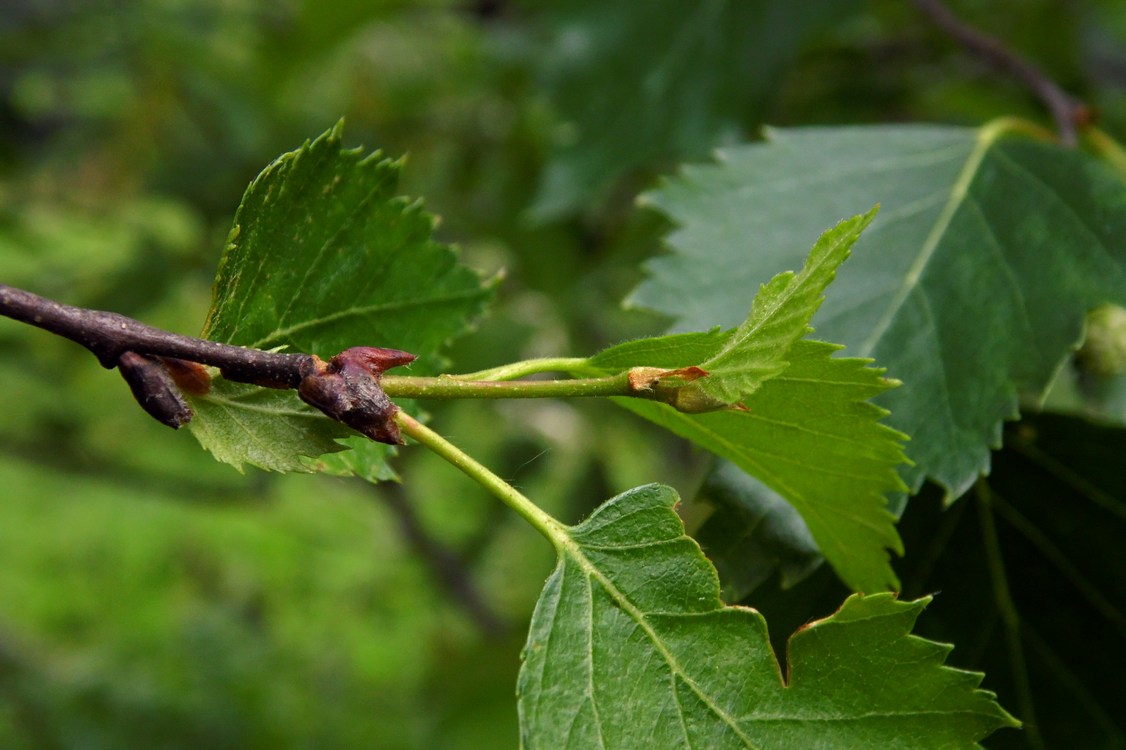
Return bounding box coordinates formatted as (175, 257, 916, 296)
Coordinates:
(1, 1, 1123, 747)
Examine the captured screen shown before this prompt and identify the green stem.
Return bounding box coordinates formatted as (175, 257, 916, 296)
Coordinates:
(394, 411, 564, 546)
(381, 371, 632, 400)
(449, 357, 596, 381)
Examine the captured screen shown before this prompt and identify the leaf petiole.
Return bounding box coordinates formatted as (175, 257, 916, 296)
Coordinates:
(394, 411, 565, 546)
(381, 371, 630, 400)
(447, 357, 597, 381)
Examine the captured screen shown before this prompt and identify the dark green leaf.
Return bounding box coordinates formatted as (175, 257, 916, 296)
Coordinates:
(519, 483, 1017, 748)
(632, 123, 1126, 498)
(896, 411, 1126, 749)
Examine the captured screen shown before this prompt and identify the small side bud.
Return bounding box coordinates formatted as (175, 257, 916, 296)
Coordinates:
(1077, 304, 1126, 376)
(627, 365, 733, 413)
(118, 351, 193, 429)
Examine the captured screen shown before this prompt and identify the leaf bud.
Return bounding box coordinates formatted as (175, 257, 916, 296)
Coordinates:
(118, 351, 193, 429)
(298, 347, 416, 445)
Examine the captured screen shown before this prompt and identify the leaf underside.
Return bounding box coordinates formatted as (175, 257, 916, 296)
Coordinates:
(518, 484, 1018, 748)
(894, 411, 1126, 748)
(190, 123, 493, 473)
(632, 123, 1126, 498)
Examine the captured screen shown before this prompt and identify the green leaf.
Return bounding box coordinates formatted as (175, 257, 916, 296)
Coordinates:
(518, 483, 1018, 748)
(528, 0, 859, 219)
(631, 122, 1126, 498)
(596, 337, 907, 593)
(188, 382, 353, 473)
(695, 209, 875, 403)
(303, 435, 400, 483)
(190, 123, 494, 472)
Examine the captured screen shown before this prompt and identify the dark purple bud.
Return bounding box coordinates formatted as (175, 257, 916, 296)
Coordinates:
(118, 351, 193, 429)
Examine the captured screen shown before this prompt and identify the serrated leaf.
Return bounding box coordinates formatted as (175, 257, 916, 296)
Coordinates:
(528, 0, 858, 219)
(631, 122, 1126, 498)
(596, 337, 907, 593)
(190, 123, 493, 473)
(304, 435, 400, 483)
(695, 209, 875, 403)
(189, 382, 352, 473)
(519, 483, 1017, 748)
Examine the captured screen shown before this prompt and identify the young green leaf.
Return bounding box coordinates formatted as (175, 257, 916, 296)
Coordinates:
(597, 337, 907, 593)
(632, 122, 1126, 499)
(519, 483, 1018, 748)
(189, 123, 493, 472)
(694, 209, 875, 404)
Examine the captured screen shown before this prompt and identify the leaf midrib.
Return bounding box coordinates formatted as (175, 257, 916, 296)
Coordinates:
(857, 123, 1002, 357)
(553, 529, 763, 749)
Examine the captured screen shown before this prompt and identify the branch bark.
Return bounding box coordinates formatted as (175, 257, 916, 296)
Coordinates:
(0, 284, 314, 385)
(0, 283, 414, 444)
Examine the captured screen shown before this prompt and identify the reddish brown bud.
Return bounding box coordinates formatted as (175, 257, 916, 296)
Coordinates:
(160, 357, 212, 395)
(331, 346, 417, 373)
(626, 365, 736, 413)
(297, 346, 416, 445)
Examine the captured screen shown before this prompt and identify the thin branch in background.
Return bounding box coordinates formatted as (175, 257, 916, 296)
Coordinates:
(911, 0, 1088, 145)
(0, 630, 66, 750)
(376, 484, 508, 638)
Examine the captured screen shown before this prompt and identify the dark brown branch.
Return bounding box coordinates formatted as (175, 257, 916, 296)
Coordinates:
(0, 283, 314, 386)
(0, 284, 415, 443)
(912, 0, 1087, 145)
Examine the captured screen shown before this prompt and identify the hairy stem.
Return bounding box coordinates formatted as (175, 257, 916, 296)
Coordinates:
(381, 372, 632, 400)
(450, 357, 596, 381)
